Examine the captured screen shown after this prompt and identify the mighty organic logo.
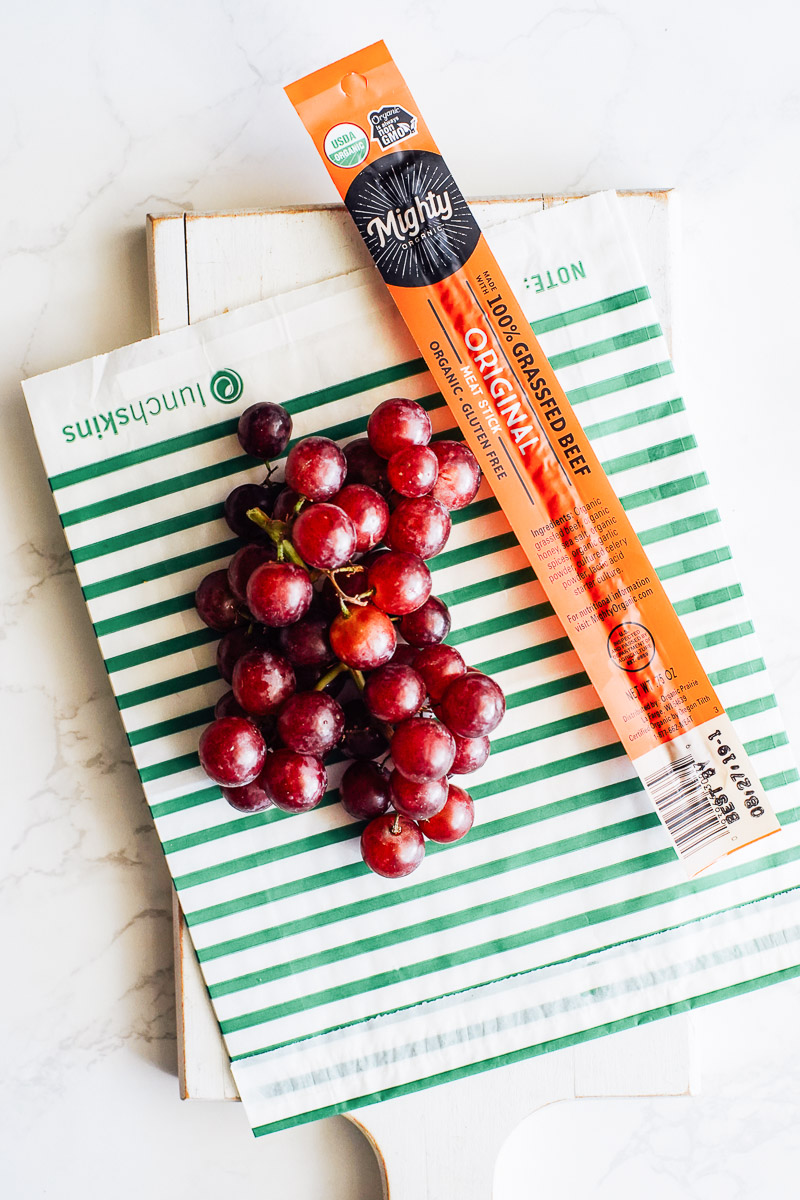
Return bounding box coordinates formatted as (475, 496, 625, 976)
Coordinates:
(61, 367, 245, 445)
(346, 149, 481, 289)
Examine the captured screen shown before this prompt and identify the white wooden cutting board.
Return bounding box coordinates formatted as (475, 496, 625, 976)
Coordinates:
(146, 193, 694, 1195)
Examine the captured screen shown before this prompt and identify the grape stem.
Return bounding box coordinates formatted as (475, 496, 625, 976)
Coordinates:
(349, 668, 366, 692)
(390, 813, 402, 836)
(313, 661, 347, 692)
(323, 564, 374, 609)
(246, 507, 310, 572)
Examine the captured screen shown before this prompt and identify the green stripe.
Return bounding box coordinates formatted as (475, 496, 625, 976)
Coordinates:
(49, 358, 428, 491)
(673, 582, 742, 616)
(74, 422, 690, 576)
(548, 324, 663, 371)
(172, 820, 359, 883)
(72, 503, 225, 563)
(129, 706, 216, 747)
(567, 361, 674, 407)
(162, 699, 614, 859)
(582, 397, 686, 441)
(709, 657, 766, 687)
(530, 286, 651, 334)
(450, 496, 500, 526)
(691, 621, 754, 651)
(189, 777, 642, 933)
(762, 768, 800, 790)
(140, 752, 200, 782)
(106, 627, 218, 674)
(490, 708, 609, 757)
(116, 665, 220, 710)
(94, 592, 196, 637)
(638, 509, 720, 546)
(620, 472, 708, 512)
(439, 567, 535, 608)
(434, 532, 518, 571)
(150, 784, 221, 819)
(61, 455, 257, 528)
(728, 694, 777, 721)
(82, 538, 238, 601)
(600, 434, 696, 477)
(174, 741, 626, 894)
(60, 385, 439, 531)
(250, 959, 800, 1137)
(448, 601, 554, 648)
(475, 637, 573, 677)
(209, 816, 658, 997)
(656, 545, 731, 582)
(95, 501, 734, 691)
(75, 465, 712, 616)
(221, 840, 800, 1035)
(745, 731, 789, 756)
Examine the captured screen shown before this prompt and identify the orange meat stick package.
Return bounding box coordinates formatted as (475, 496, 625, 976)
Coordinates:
(286, 42, 780, 875)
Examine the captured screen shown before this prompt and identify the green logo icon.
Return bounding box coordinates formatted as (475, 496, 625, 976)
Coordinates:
(210, 368, 244, 404)
(324, 122, 369, 169)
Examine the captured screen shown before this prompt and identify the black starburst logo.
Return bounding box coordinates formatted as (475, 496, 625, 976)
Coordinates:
(344, 149, 482, 288)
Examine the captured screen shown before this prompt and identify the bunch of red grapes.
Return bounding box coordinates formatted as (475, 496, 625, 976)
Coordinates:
(194, 396, 506, 879)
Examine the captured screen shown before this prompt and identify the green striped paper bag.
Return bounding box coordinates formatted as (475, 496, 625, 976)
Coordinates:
(22, 191, 800, 1136)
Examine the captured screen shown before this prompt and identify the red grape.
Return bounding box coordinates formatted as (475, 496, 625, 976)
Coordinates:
(364, 664, 426, 723)
(198, 717, 266, 787)
(277, 691, 345, 757)
(227, 544, 276, 605)
(398, 596, 451, 647)
(368, 398, 432, 459)
(361, 813, 425, 878)
(430, 441, 481, 510)
(413, 644, 466, 702)
(195, 570, 240, 632)
(368, 551, 431, 616)
(232, 649, 295, 716)
(390, 643, 420, 668)
(273, 487, 303, 523)
(389, 771, 448, 820)
(221, 768, 275, 813)
(224, 483, 276, 541)
(237, 402, 292, 460)
(387, 445, 438, 498)
(387, 496, 451, 560)
(441, 672, 505, 737)
(261, 750, 327, 813)
(451, 733, 491, 774)
(344, 437, 390, 494)
(276, 615, 334, 668)
(419, 784, 474, 843)
(292, 503, 356, 570)
(341, 699, 391, 760)
(285, 436, 346, 501)
(246, 561, 313, 626)
(330, 603, 397, 670)
(216, 626, 265, 684)
(215, 689, 251, 721)
(391, 717, 456, 782)
(339, 760, 391, 820)
(331, 484, 389, 553)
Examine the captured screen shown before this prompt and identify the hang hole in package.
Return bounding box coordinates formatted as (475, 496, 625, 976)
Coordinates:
(286, 41, 780, 876)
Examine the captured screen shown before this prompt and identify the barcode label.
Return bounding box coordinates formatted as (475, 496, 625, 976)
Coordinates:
(635, 714, 782, 877)
(643, 754, 728, 859)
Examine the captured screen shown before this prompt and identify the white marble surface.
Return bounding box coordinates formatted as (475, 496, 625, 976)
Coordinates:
(2, 1, 800, 1196)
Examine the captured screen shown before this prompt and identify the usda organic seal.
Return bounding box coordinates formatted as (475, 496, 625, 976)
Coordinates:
(324, 123, 369, 169)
